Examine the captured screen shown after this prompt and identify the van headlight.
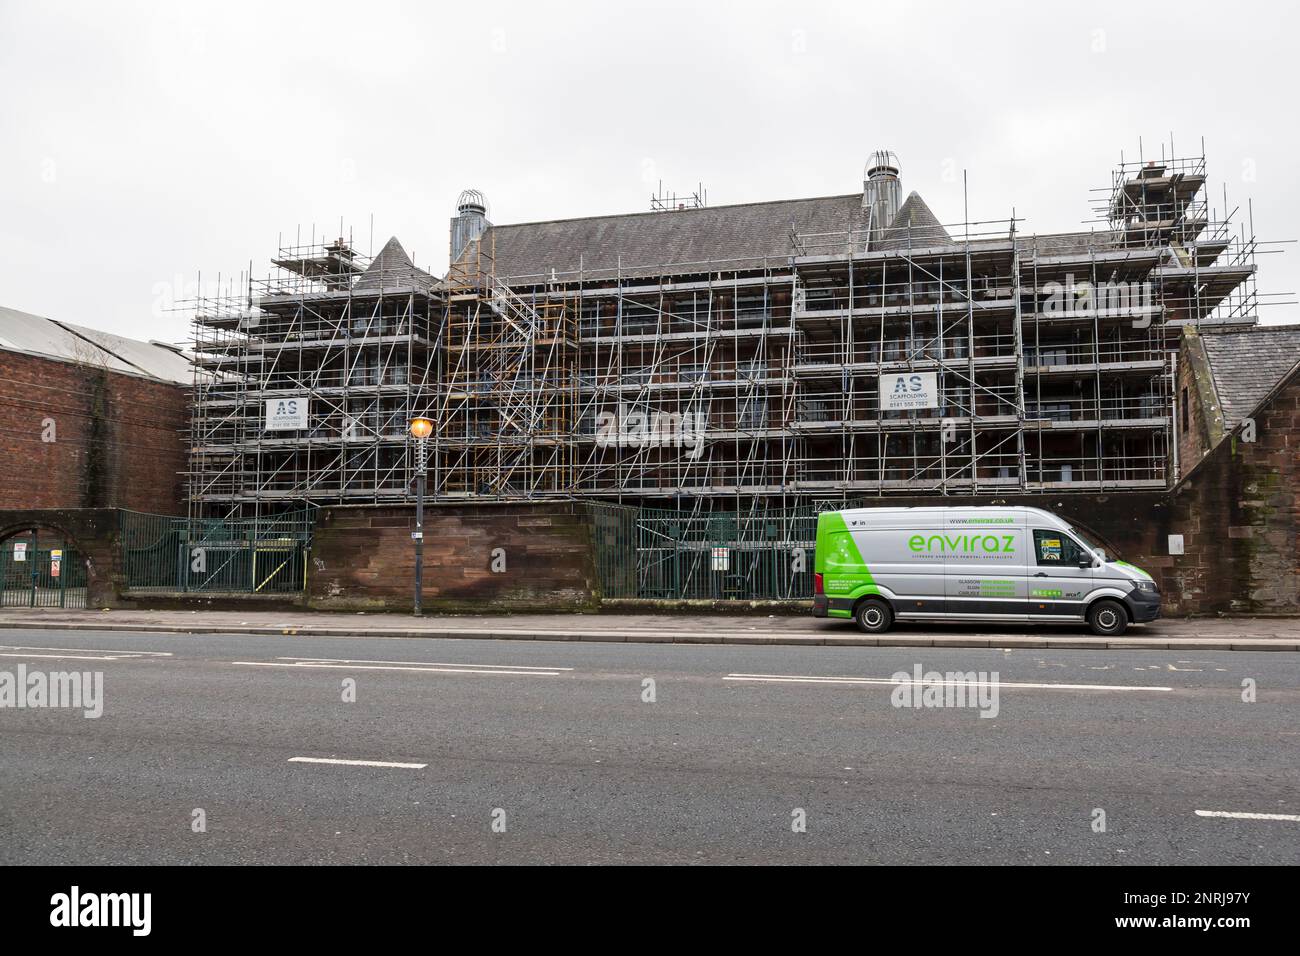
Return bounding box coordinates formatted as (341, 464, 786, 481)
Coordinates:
(1134, 581, 1158, 593)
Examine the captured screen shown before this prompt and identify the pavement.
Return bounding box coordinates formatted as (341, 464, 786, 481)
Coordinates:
(1, 626, 1297, 864)
(0, 607, 1298, 651)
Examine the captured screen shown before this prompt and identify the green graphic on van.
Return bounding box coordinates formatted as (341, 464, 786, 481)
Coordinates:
(909, 534, 1016, 554)
(815, 513, 877, 599)
(1031, 588, 1064, 598)
(1113, 560, 1153, 580)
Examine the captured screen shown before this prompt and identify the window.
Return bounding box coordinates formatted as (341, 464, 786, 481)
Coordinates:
(1180, 387, 1189, 433)
(737, 398, 767, 429)
(1033, 529, 1088, 566)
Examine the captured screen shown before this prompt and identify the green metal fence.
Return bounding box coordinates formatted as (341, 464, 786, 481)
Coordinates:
(119, 509, 314, 594)
(590, 502, 822, 601)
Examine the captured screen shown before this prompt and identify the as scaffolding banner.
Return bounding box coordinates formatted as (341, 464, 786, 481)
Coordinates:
(264, 397, 309, 430)
(880, 372, 938, 411)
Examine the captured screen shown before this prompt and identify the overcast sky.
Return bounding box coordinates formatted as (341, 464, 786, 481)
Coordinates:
(2, 0, 1296, 343)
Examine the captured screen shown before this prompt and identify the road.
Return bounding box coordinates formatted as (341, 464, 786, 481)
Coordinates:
(1, 627, 1297, 865)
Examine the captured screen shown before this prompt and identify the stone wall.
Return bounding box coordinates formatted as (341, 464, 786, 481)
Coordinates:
(1166, 365, 1300, 614)
(1176, 328, 1225, 478)
(308, 501, 600, 612)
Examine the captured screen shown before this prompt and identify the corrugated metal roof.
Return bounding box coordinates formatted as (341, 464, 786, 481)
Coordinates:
(1200, 324, 1300, 426)
(0, 305, 193, 385)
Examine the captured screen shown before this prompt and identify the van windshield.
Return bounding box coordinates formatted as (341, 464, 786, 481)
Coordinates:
(1069, 526, 1110, 561)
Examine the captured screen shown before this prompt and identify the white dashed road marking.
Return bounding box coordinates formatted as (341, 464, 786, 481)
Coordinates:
(0, 645, 173, 662)
(1195, 810, 1300, 822)
(288, 757, 427, 770)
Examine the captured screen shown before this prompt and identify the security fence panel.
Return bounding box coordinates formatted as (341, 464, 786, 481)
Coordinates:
(119, 509, 314, 594)
(592, 502, 822, 601)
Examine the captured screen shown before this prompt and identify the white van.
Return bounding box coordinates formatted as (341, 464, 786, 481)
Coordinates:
(812, 505, 1161, 636)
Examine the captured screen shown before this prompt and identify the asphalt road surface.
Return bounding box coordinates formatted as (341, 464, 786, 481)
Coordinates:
(1, 628, 1297, 865)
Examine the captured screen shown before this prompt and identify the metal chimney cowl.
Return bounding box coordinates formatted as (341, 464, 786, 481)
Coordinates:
(450, 189, 490, 263)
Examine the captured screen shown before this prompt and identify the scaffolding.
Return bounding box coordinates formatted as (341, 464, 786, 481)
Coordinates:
(185, 148, 1275, 519)
(187, 232, 444, 522)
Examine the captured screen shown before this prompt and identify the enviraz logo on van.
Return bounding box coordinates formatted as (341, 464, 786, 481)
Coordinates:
(908, 533, 1017, 555)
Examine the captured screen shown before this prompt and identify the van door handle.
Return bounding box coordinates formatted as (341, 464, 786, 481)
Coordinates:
(1033, 572, 1048, 577)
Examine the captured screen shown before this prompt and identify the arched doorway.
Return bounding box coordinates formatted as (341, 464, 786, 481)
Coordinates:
(0, 527, 90, 609)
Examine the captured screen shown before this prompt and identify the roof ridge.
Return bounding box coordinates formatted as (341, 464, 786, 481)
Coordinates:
(490, 192, 864, 232)
(1200, 322, 1300, 336)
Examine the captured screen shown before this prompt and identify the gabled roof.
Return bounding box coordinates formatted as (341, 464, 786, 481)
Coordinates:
(353, 236, 436, 292)
(0, 305, 193, 385)
(481, 193, 873, 283)
(1200, 324, 1300, 426)
(876, 191, 951, 249)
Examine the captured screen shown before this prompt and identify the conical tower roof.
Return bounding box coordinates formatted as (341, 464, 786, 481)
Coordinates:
(878, 192, 950, 249)
(354, 236, 435, 291)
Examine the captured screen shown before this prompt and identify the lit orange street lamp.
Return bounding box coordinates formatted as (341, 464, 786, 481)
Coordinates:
(410, 416, 434, 616)
(410, 417, 433, 440)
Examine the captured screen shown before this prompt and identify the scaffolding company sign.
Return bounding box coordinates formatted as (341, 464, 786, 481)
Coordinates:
(265, 397, 309, 431)
(880, 372, 939, 411)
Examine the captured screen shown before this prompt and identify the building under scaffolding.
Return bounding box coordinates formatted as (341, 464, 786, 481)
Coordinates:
(188, 146, 1271, 522)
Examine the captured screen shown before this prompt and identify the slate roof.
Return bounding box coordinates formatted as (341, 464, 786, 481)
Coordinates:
(479, 194, 874, 283)
(0, 305, 193, 384)
(1018, 231, 1124, 256)
(876, 191, 951, 249)
(454, 186, 1123, 284)
(353, 236, 436, 292)
(1199, 324, 1300, 426)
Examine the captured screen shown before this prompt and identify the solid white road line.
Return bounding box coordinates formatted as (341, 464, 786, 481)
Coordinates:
(724, 673, 1174, 692)
(233, 660, 566, 677)
(288, 757, 427, 770)
(273, 656, 572, 671)
(1195, 810, 1300, 822)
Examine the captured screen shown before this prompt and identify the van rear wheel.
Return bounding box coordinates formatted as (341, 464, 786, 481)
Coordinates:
(1087, 599, 1128, 637)
(854, 598, 893, 634)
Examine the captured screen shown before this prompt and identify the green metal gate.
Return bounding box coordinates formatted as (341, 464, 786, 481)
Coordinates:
(0, 530, 89, 609)
(591, 503, 820, 601)
(119, 509, 313, 594)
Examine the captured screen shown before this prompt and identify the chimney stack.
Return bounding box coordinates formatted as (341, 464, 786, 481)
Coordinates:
(863, 150, 902, 244)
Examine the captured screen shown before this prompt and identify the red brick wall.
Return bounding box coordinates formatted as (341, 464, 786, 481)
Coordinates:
(308, 502, 600, 612)
(0, 351, 189, 513)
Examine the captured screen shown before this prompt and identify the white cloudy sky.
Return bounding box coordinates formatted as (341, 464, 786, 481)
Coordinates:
(2, 0, 1296, 343)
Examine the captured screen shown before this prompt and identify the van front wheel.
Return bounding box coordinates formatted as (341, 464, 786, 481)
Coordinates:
(1087, 599, 1128, 637)
(855, 598, 893, 634)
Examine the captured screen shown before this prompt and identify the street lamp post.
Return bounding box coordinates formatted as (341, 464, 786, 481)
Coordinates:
(409, 416, 433, 617)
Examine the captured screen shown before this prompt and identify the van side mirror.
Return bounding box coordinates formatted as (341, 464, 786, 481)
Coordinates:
(1077, 556, 1093, 569)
